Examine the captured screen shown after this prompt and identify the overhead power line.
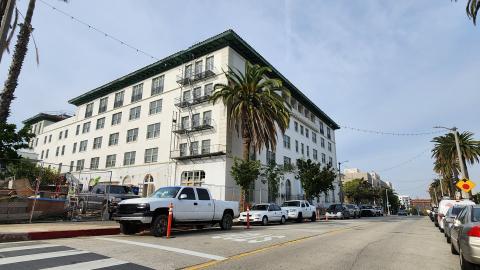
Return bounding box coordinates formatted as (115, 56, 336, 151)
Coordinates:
(377, 148, 430, 173)
(340, 125, 444, 136)
(38, 0, 160, 61)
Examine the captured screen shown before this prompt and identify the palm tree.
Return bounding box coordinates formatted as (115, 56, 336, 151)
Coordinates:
(0, 0, 35, 123)
(211, 61, 291, 161)
(465, 0, 480, 25)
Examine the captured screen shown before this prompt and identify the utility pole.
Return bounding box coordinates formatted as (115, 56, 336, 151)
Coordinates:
(385, 188, 390, 215)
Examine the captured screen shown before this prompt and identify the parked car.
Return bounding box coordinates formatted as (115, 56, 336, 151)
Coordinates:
(238, 203, 287, 225)
(345, 204, 361, 218)
(438, 199, 475, 233)
(397, 209, 408, 216)
(326, 204, 350, 219)
(374, 206, 384, 216)
(430, 207, 438, 222)
(450, 205, 480, 270)
(444, 205, 466, 243)
(281, 200, 316, 222)
(114, 186, 239, 236)
(78, 184, 140, 219)
(360, 205, 377, 217)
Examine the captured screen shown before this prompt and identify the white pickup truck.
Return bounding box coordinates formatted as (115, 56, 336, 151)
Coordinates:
(113, 186, 239, 237)
(281, 200, 317, 222)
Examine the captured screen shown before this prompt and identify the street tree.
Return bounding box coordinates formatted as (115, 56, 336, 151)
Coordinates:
(211, 62, 290, 161)
(260, 162, 293, 203)
(343, 178, 375, 204)
(0, 122, 33, 161)
(295, 159, 336, 201)
(230, 157, 261, 210)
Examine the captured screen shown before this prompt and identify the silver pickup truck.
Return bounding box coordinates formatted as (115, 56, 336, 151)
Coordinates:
(114, 186, 239, 236)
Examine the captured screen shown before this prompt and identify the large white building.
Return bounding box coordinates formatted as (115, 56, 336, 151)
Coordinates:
(23, 30, 340, 205)
(342, 168, 392, 189)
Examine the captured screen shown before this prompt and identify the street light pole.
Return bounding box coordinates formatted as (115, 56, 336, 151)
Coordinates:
(338, 160, 348, 204)
(385, 188, 391, 216)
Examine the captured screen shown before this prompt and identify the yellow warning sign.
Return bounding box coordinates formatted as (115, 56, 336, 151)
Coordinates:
(456, 179, 476, 193)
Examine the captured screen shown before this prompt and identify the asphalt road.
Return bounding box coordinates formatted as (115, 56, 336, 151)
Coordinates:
(0, 216, 461, 270)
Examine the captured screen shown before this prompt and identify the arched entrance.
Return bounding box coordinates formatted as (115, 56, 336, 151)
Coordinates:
(285, 179, 291, 201)
(122, 175, 132, 186)
(142, 174, 155, 197)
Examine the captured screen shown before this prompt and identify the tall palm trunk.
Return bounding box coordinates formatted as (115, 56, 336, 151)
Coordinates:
(0, 0, 35, 123)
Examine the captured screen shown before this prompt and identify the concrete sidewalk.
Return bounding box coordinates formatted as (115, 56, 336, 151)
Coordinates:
(0, 221, 119, 242)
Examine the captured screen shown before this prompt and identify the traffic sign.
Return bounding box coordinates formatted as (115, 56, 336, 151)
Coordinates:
(456, 178, 476, 193)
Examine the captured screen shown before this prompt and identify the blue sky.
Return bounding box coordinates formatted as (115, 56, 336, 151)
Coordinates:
(1, 0, 479, 198)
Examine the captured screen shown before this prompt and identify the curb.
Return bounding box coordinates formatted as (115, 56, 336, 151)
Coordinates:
(0, 228, 120, 243)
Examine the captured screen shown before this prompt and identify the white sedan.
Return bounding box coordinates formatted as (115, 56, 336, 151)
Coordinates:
(238, 203, 287, 225)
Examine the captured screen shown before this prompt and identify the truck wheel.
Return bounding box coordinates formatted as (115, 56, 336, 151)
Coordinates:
(311, 212, 316, 222)
(101, 205, 111, 220)
(262, 216, 268, 226)
(78, 200, 87, 214)
(151, 215, 168, 237)
(220, 213, 233, 230)
(280, 216, 286, 224)
(296, 213, 303, 223)
(120, 222, 139, 235)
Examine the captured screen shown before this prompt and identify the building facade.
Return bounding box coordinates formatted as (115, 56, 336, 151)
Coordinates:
(23, 30, 340, 204)
(341, 168, 392, 189)
(398, 195, 411, 210)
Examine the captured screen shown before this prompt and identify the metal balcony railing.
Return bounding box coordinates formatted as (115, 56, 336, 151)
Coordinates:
(173, 119, 214, 134)
(171, 144, 226, 160)
(176, 69, 216, 86)
(174, 94, 212, 108)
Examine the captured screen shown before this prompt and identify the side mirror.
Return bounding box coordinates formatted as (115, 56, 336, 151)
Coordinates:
(454, 219, 462, 227)
(179, 194, 187, 200)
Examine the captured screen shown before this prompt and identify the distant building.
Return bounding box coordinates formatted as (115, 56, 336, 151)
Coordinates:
(342, 168, 391, 188)
(410, 199, 431, 213)
(398, 195, 411, 210)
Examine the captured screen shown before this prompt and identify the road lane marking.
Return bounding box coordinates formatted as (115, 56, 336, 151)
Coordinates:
(41, 258, 128, 270)
(95, 237, 226, 261)
(0, 243, 59, 252)
(212, 233, 286, 243)
(0, 250, 90, 265)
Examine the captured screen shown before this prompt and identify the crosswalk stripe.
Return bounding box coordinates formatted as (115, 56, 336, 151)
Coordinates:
(0, 244, 59, 252)
(39, 258, 128, 270)
(0, 250, 90, 265)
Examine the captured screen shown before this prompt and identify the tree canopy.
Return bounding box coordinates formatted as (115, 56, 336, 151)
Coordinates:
(296, 159, 336, 201)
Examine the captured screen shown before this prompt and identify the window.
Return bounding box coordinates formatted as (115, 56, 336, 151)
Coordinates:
(106, 154, 116, 168)
(61, 145, 65, 155)
(195, 60, 203, 75)
(98, 97, 108, 113)
(90, 157, 100, 169)
(179, 187, 196, 200)
(85, 103, 93, 118)
(311, 114, 316, 123)
(294, 121, 298, 132)
(181, 116, 189, 129)
(307, 146, 310, 157)
(192, 113, 200, 128)
(183, 90, 191, 102)
(180, 170, 206, 186)
(79, 140, 88, 152)
(283, 156, 291, 166)
(82, 122, 91, 134)
(72, 142, 77, 153)
(93, 137, 102, 149)
(312, 132, 317, 143)
(149, 99, 162, 115)
(313, 149, 318, 160)
(300, 125, 304, 135)
(201, 139, 210, 154)
(109, 133, 119, 146)
(283, 135, 291, 149)
(291, 98, 298, 110)
(321, 138, 325, 148)
(126, 128, 139, 142)
(203, 111, 212, 125)
(298, 104, 304, 114)
(321, 153, 326, 163)
(197, 188, 210, 200)
(64, 129, 68, 138)
(58, 131, 62, 140)
(193, 87, 201, 99)
(151, 75, 164, 96)
(184, 64, 192, 78)
(48, 134, 52, 143)
(295, 140, 299, 153)
(40, 150, 44, 159)
(266, 150, 276, 165)
(123, 151, 136, 166)
(204, 83, 213, 96)
(301, 143, 304, 155)
(35, 138, 39, 146)
(114, 91, 124, 108)
(329, 157, 333, 166)
(69, 161, 74, 172)
(180, 143, 187, 157)
(76, 125, 80, 135)
(190, 141, 199, 155)
(144, 147, 158, 163)
(320, 122, 324, 135)
(328, 142, 332, 152)
(44, 136, 47, 144)
(129, 106, 141, 120)
(306, 128, 309, 138)
(96, 117, 105, 130)
(327, 128, 331, 139)
(76, 159, 85, 171)
(206, 56, 214, 71)
(131, 83, 143, 103)
(146, 123, 161, 139)
(111, 112, 122, 125)
(55, 146, 59, 157)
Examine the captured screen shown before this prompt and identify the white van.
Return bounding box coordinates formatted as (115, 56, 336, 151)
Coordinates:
(437, 199, 475, 232)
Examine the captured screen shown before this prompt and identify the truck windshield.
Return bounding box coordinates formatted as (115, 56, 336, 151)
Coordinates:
(251, 205, 269, 211)
(150, 187, 181, 198)
(107, 185, 132, 194)
(282, 201, 300, 207)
